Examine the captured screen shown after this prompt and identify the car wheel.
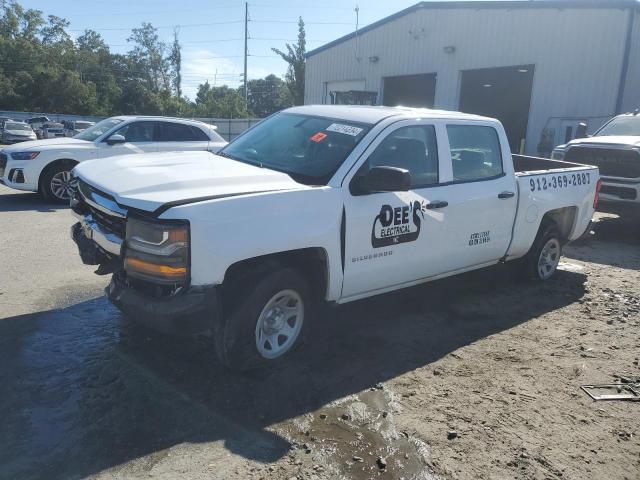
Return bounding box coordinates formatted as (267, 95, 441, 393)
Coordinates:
(215, 266, 312, 370)
(41, 162, 75, 203)
(523, 222, 562, 281)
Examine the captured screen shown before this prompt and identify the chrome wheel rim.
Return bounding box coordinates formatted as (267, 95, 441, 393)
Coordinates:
(255, 289, 304, 359)
(50, 170, 72, 200)
(538, 238, 561, 280)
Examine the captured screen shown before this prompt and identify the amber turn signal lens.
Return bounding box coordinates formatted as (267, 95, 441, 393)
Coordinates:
(125, 257, 187, 279)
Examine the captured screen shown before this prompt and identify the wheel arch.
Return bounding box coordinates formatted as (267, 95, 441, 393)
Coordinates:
(539, 206, 578, 242)
(222, 247, 331, 302)
(38, 158, 79, 194)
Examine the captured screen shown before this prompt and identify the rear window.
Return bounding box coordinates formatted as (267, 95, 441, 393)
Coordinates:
(157, 122, 202, 141)
(447, 125, 503, 182)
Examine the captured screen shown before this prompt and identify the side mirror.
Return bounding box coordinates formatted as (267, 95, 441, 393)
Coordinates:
(106, 134, 126, 145)
(575, 122, 589, 139)
(353, 166, 411, 194)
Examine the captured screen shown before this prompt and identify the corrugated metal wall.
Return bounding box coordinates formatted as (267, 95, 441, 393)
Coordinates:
(621, 11, 640, 112)
(305, 5, 635, 154)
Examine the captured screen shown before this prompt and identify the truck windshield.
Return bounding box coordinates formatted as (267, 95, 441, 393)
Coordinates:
(596, 116, 640, 137)
(219, 112, 372, 185)
(75, 118, 123, 141)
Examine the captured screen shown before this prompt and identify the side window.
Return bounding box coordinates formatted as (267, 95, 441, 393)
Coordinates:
(363, 125, 439, 188)
(447, 125, 503, 182)
(190, 125, 211, 141)
(112, 121, 156, 142)
(157, 122, 200, 141)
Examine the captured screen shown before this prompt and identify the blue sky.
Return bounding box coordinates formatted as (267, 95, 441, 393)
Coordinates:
(20, 0, 432, 98)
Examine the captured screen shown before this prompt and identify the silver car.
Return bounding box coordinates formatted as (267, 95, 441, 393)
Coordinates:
(41, 122, 65, 139)
(1, 121, 37, 144)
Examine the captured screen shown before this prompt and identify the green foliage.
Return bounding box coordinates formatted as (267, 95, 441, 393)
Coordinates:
(271, 17, 306, 106)
(0, 0, 294, 118)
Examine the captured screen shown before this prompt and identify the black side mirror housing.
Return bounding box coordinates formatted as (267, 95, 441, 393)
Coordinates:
(106, 134, 126, 145)
(353, 166, 411, 194)
(575, 122, 589, 139)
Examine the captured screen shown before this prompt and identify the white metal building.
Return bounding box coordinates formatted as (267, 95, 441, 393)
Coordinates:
(304, 0, 640, 155)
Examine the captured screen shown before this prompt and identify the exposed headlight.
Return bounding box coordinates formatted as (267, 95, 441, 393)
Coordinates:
(124, 217, 190, 284)
(11, 151, 40, 160)
(550, 150, 565, 160)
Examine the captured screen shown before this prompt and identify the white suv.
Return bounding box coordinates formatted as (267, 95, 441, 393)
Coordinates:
(0, 116, 228, 202)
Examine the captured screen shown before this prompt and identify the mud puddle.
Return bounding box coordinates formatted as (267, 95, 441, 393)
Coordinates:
(274, 385, 438, 479)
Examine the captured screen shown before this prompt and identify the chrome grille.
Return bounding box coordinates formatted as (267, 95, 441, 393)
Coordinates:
(565, 146, 640, 178)
(77, 179, 127, 238)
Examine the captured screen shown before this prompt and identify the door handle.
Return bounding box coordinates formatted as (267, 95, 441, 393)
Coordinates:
(425, 200, 448, 209)
(498, 191, 515, 199)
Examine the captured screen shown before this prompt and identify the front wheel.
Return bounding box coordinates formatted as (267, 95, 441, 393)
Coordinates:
(522, 223, 562, 281)
(215, 266, 312, 370)
(41, 162, 75, 203)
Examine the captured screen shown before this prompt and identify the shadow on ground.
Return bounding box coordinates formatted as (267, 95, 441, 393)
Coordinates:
(0, 189, 65, 213)
(0, 264, 587, 480)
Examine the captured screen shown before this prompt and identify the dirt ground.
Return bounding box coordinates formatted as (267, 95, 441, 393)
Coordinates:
(1, 185, 639, 480)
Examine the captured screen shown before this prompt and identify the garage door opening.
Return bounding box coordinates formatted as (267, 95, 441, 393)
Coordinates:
(383, 73, 436, 108)
(459, 65, 535, 153)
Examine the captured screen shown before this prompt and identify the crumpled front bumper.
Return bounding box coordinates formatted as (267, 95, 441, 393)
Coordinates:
(106, 272, 220, 336)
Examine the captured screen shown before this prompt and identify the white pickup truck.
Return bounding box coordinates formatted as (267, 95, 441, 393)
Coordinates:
(552, 111, 640, 212)
(70, 106, 600, 369)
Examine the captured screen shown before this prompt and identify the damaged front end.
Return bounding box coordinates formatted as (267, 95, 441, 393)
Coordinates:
(69, 173, 218, 335)
(69, 174, 125, 275)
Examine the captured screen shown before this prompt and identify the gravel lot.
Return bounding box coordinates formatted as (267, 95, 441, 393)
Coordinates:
(1, 183, 639, 480)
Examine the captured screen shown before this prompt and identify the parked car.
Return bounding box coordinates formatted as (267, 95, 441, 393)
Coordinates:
(552, 111, 640, 212)
(68, 106, 601, 370)
(26, 116, 51, 138)
(0, 116, 15, 130)
(1, 121, 37, 144)
(0, 116, 228, 202)
(41, 122, 65, 139)
(64, 120, 95, 137)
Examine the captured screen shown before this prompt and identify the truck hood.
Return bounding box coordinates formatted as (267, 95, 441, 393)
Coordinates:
(563, 135, 640, 149)
(1, 137, 91, 151)
(73, 151, 307, 214)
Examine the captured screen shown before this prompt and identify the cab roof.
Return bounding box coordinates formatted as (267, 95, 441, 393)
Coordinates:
(285, 105, 495, 125)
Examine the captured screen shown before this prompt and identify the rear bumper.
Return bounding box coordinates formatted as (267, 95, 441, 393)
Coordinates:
(107, 272, 220, 335)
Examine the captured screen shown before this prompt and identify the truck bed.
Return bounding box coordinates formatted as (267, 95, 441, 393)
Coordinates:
(506, 154, 599, 261)
(512, 154, 594, 174)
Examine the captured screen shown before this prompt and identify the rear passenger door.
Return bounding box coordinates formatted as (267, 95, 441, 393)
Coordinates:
(155, 121, 210, 152)
(342, 121, 453, 299)
(438, 122, 518, 271)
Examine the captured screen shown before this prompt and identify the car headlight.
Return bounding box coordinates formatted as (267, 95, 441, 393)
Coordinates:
(124, 217, 190, 284)
(550, 150, 565, 160)
(11, 151, 40, 160)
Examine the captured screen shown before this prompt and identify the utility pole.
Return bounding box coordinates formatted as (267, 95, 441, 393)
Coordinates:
(244, 1, 249, 104)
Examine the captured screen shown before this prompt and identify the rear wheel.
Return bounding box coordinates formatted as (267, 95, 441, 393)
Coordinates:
(215, 266, 312, 370)
(522, 223, 562, 281)
(41, 162, 75, 203)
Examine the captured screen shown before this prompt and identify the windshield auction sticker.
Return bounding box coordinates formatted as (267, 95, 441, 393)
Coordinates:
(310, 132, 327, 142)
(326, 123, 363, 136)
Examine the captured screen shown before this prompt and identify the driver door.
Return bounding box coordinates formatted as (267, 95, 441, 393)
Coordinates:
(341, 121, 452, 300)
(98, 121, 159, 158)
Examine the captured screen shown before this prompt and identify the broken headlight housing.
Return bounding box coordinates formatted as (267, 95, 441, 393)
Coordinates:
(124, 217, 190, 285)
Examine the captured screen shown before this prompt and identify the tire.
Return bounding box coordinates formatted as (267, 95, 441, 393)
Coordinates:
(41, 161, 75, 203)
(522, 222, 562, 281)
(215, 266, 312, 371)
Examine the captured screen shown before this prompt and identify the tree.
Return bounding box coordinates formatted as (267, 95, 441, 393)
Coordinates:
(272, 17, 306, 105)
(127, 22, 170, 93)
(169, 27, 182, 97)
(193, 81, 250, 118)
(247, 74, 293, 117)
